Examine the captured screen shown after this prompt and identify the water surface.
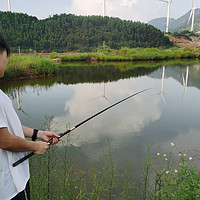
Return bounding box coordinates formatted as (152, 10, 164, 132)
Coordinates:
(1, 62, 200, 177)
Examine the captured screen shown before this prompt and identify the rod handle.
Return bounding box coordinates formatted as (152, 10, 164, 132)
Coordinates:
(13, 152, 35, 167)
(12, 135, 61, 167)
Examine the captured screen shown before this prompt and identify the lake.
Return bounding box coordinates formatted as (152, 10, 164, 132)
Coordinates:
(1, 61, 200, 198)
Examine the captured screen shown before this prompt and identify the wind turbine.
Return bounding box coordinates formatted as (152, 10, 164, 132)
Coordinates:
(159, 0, 172, 33)
(8, 0, 11, 12)
(187, 0, 196, 32)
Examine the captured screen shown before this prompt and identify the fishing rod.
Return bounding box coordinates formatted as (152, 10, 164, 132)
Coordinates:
(13, 88, 151, 167)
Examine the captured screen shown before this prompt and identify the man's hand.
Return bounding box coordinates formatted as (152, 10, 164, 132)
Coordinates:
(37, 131, 60, 145)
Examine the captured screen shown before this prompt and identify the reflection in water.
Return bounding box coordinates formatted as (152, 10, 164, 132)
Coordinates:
(182, 66, 189, 101)
(1, 62, 200, 181)
(16, 87, 30, 116)
(160, 65, 166, 105)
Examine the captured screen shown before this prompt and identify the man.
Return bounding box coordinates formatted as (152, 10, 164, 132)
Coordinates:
(0, 33, 60, 200)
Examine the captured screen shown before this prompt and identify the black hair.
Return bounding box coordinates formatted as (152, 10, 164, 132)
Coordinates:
(0, 33, 10, 56)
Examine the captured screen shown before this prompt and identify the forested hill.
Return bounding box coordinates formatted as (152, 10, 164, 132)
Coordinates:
(0, 11, 172, 52)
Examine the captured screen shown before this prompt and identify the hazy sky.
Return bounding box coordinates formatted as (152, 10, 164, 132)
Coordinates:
(0, 0, 199, 23)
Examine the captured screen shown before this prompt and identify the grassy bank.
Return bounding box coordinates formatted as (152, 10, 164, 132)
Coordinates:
(30, 138, 200, 200)
(29, 116, 200, 199)
(3, 55, 58, 80)
(2, 47, 200, 81)
(50, 47, 200, 62)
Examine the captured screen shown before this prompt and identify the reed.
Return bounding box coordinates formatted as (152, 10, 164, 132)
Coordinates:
(50, 47, 200, 62)
(29, 136, 200, 200)
(4, 55, 58, 80)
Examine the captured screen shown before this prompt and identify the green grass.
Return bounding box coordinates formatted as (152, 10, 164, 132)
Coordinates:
(50, 47, 200, 62)
(2, 47, 200, 81)
(29, 128, 200, 200)
(3, 55, 58, 80)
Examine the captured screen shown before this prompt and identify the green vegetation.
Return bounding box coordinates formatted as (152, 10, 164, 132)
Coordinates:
(2, 47, 200, 81)
(30, 133, 200, 199)
(0, 11, 172, 52)
(51, 47, 200, 61)
(3, 54, 58, 80)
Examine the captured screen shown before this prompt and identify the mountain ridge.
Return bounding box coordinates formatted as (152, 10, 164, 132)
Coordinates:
(0, 11, 172, 52)
(148, 8, 200, 33)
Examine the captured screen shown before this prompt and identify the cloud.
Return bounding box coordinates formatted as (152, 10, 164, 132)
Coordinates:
(67, 0, 103, 16)
(119, 0, 138, 8)
(53, 78, 162, 147)
(66, 0, 138, 18)
(65, 0, 165, 22)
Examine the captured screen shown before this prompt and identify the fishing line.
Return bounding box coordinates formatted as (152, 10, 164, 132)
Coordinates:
(13, 88, 152, 167)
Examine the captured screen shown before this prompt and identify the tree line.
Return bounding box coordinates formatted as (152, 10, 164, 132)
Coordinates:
(0, 11, 173, 52)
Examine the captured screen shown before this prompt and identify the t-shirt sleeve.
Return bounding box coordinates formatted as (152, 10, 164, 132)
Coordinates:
(0, 106, 8, 128)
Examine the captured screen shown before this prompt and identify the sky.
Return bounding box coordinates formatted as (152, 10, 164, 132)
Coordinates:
(1, 0, 200, 23)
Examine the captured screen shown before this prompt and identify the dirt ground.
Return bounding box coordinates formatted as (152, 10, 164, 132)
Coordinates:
(168, 35, 200, 48)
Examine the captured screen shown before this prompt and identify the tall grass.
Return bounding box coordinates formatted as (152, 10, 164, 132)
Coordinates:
(4, 55, 58, 80)
(50, 47, 200, 62)
(30, 125, 200, 200)
(2, 47, 200, 81)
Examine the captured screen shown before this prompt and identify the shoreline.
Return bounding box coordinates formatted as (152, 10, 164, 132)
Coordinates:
(2, 47, 200, 82)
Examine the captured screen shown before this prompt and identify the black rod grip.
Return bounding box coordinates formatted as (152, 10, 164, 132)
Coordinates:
(12, 152, 35, 167)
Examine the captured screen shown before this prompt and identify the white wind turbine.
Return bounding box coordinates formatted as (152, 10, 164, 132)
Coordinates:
(187, 0, 196, 32)
(159, 0, 172, 33)
(8, 0, 11, 11)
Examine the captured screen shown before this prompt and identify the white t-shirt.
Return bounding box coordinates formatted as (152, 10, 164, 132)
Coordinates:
(0, 89, 30, 200)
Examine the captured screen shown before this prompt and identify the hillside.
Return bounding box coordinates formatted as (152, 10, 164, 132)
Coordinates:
(0, 11, 172, 52)
(168, 34, 200, 48)
(148, 8, 200, 33)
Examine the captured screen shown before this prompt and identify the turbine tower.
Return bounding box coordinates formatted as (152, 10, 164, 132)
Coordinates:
(103, 0, 106, 17)
(8, 0, 11, 12)
(159, 0, 172, 33)
(187, 0, 196, 32)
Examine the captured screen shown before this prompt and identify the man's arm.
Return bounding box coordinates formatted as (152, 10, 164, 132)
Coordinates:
(22, 125, 60, 144)
(0, 127, 49, 154)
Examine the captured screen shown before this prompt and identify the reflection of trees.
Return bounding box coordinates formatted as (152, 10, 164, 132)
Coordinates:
(1, 62, 200, 99)
(55, 64, 157, 84)
(1, 63, 158, 96)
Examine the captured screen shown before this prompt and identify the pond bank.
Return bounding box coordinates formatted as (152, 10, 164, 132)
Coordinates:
(50, 47, 200, 62)
(2, 47, 200, 82)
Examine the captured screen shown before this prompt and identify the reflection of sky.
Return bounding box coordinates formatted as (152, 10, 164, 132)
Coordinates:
(53, 77, 161, 147)
(9, 66, 200, 174)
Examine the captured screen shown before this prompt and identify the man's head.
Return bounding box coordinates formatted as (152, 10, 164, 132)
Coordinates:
(0, 33, 10, 78)
(0, 33, 10, 56)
